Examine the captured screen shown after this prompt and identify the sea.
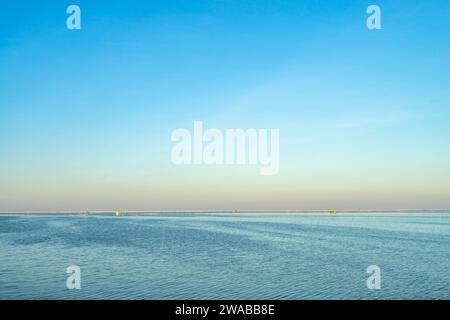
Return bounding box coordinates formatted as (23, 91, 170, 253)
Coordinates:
(0, 212, 449, 299)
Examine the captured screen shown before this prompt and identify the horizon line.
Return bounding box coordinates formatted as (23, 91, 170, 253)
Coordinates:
(1, 209, 449, 214)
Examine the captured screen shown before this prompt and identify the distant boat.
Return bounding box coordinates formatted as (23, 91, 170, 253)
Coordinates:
(329, 209, 337, 214)
(115, 211, 121, 217)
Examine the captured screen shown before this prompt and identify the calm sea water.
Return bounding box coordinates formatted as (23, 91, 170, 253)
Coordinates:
(0, 212, 449, 300)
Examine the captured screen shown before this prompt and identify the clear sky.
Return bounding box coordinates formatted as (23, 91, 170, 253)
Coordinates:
(1, 0, 449, 211)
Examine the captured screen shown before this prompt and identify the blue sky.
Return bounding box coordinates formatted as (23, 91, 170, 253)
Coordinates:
(1, 0, 449, 211)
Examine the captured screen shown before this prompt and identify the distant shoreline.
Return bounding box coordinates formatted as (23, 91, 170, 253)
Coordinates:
(0, 209, 449, 215)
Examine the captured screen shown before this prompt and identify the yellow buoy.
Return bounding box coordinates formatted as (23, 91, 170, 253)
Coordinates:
(329, 209, 337, 214)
